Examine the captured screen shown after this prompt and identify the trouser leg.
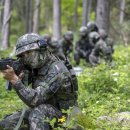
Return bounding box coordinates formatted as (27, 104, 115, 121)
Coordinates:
(29, 104, 62, 130)
(0, 110, 30, 130)
(0, 111, 22, 130)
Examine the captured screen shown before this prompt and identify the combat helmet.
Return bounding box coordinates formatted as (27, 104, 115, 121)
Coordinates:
(42, 34, 51, 44)
(50, 37, 59, 47)
(63, 31, 73, 41)
(79, 26, 87, 37)
(15, 33, 47, 56)
(89, 32, 100, 44)
(87, 21, 98, 33)
(99, 29, 108, 40)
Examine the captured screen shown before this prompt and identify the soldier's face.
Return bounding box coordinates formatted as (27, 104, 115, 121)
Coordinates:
(20, 50, 40, 68)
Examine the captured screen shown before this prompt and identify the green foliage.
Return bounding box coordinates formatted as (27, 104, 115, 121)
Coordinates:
(1, 45, 130, 129)
(61, 0, 83, 30)
(0, 75, 24, 119)
(76, 45, 130, 129)
(0, 49, 13, 58)
(89, 11, 96, 21)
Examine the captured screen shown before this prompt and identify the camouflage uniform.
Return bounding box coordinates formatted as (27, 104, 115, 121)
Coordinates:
(74, 26, 93, 65)
(87, 21, 99, 34)
(99, 29, 114, 62)
(59, 31, 73, 58)
(42, 34, 52, 45)
(104, 37, 114, 62)
(89, 32, 108, 66)
(48, 38, 66, 61)
(0, 33, 78, 130)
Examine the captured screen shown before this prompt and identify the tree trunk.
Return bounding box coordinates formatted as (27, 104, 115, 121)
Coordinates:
(53, 0, 61, 40)
(82, 0, 89, 26)
(119, 0, 125, 24)
(25, 0, 33, 33)
(88, 0, 92, 17)
(96, 0, 110, 33)
(74, 0, 78, 31)
(1, 0, 11, 49)
(0, 0, 4, 29)
(33, 0, 40, 33)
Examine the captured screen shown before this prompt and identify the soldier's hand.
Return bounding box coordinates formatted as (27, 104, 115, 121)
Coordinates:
(1, 65, 19, 85)
(18, 72, 24, 80)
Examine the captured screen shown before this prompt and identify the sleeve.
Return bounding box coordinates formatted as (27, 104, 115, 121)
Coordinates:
(69, 43, 73, 52)
(13, 69, 63, 108)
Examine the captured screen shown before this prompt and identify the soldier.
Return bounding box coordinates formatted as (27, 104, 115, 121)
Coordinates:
(41, 35, 66, 61)
(74, 26, 93, 65)
(42, 34, 52, 45)
(49, 37, 66, 61)
(99, 29, 114, 62)
(87, 21, 99, 34)
(0, 33, 78, 130)
(59, 31, 74, 58)
(41, 34, 66, 61)
(89, 32, 108, 66)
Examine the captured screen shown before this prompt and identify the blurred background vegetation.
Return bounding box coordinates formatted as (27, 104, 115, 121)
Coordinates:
(1, 0, 130, 129)
(1, 45, 130, 129)
(0, 0, 130, 50)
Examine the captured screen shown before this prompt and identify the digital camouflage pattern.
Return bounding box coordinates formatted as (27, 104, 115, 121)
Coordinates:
(58, 31, 73, 58)
(99, 29, 114, 62)
(15, 33, 41, 56)
(74, 27, 93, 65)
(59, 38, 73, 57)
(63, 31, 73, 41)
(89, 32, 109, 66)
(48, 38, 66, 61)
(89, 31, 100, 45)
(0, 33, 78, 130)
(87, 21, 99, 33)
(42, 34, 51, 45)
(104, 37, 114, 62)
(79, 26, 88, 37)
(0, 104, 62, 130)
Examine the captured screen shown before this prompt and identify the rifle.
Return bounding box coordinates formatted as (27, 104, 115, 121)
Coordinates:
(0, 57, 25, 90)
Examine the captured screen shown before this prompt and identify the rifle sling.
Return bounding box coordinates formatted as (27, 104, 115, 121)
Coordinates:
(13, 108, 26, 130)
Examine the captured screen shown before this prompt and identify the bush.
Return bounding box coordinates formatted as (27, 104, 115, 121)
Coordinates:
(76, 45, 130, 129)
(1, 45, 130, 129)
